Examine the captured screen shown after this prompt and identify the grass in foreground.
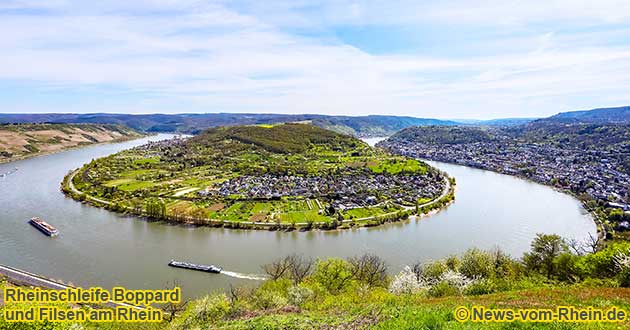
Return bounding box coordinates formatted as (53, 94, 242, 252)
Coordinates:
(3, 235, 630, 329)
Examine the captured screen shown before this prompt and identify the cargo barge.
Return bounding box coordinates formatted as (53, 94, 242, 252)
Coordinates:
(168, 260, 221, 273)
(28, 217, 59, 237)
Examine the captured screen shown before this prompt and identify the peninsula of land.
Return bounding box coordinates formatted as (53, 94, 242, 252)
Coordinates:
(63, 124, 454, 230)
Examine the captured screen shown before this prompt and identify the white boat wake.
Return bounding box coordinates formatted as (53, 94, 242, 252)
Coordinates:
(221, 271, 268, 281)
(0, 168, 18, 178)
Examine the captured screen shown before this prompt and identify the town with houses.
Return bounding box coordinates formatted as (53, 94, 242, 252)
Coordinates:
(199, 172, 445, 211)
(121, 131, 449, 220)
(380, 137, 630, 229)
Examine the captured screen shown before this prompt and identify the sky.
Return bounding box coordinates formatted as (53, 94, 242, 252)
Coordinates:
(1, 1, 630, 119)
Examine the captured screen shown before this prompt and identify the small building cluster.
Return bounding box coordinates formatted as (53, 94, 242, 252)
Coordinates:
(199, 172, 444, 207)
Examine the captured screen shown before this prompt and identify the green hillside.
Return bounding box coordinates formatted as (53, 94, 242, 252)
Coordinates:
(64, 124, 450, 230)
(191, 123, 364, 154)
(3, 235, 630, 329)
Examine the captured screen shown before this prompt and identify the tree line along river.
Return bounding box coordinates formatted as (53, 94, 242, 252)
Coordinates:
(0, 135, 596, 299)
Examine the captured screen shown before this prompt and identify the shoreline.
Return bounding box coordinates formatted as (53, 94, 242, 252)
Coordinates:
(61, 167, 456, 232)
(0, 134, 150, 166)
(415, 157, 606, 241)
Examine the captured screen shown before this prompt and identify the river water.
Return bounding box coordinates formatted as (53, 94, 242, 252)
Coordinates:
(0, 135, 596, 298)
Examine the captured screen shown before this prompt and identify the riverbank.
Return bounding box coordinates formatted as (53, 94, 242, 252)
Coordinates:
(1, 133, 595, 297)
(59, 125, 457, 232)
(415, 157, 609, 242)
(61, 166, 456, 231)
(4, 243, 630, 330)
(0, 123, 146, 165)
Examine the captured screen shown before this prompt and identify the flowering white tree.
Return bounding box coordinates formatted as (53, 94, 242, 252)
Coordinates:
(613, 250, 630, 271)
(389, 266, 429, 294)
(389, 266, 476, 295)
(438, 270, 476, 291)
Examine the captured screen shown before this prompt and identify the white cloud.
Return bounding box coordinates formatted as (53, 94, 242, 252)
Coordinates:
(0, 0, 629, 118)
(222, 0, 630, 28)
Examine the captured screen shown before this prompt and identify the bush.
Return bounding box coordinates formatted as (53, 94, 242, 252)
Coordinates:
(190, 294, 230, 323)
(415, 260, 448, 282)
(253, 289, 288, 310)
(312, 258, 354, 293)
(439, 270, 475, 292)
(576, 277, 619, 288)
(259, 278, 292, 293)
(444, 255, 461, 272)
(618, 268, 630, 288)
(554, 252, 580, 282)
(287, 285, 314, 307)
(464, 278, 497, 295)
(428, 281, 459, 297)
(492, 248, 523, 279)
(460, 248, 494, 279)
(578, 242, 630, 278)
(488, 276, 547, 292)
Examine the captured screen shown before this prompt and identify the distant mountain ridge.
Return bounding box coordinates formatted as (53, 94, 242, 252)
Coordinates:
(0, 105, 627, 137)
(541, 106, 630, 124)
(0, 113, 458, 137)
(451, 118, 537, 126)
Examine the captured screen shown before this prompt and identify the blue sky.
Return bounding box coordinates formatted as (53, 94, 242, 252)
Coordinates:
(1, 0, 630, 119)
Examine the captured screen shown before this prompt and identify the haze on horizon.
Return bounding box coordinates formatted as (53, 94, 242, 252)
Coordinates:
(1, 1, 630, 119)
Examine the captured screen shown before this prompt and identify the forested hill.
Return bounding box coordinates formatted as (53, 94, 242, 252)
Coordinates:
(387, 123, 630, 152)
(0, 113, 457, 137)
(540, 106, 630, 124)
(190, 123, 367, 154)
(312, 115, 458, 136)
(386, 126, 505, 145)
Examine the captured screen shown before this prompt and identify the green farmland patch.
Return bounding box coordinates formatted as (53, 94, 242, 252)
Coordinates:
(66, 124, 447, 229)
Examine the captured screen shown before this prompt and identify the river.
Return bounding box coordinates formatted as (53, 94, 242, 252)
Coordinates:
(0, 134, 596, 298)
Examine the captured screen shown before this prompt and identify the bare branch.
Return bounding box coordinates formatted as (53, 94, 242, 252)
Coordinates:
(348, 254, 388, 288)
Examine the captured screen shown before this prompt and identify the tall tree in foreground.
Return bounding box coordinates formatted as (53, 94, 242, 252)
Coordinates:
(522, 233, 568, 278)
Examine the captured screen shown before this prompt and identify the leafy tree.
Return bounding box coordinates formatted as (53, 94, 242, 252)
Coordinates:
(553, 252, 580, 282)
(522, 233, 568, 278)
(577, 242, 630, 278)
(312, 258, 354, 293)
(609, 208, 630, 222)
(326, 204, 335, 216)
(145, 198, 166, 219)
(413, 260, 448, 281)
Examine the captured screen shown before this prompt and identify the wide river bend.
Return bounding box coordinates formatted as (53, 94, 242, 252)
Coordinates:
(0, 135, 595, 298)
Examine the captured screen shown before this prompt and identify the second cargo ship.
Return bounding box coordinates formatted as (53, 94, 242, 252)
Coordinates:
(168, 260, 221, 273)
(28, 217, 59, 237)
